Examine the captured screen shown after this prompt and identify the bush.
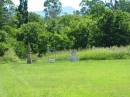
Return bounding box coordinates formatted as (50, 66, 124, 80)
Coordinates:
(0, 48, 20, 63)
(0, 30, 7, 42)
(0, 43, 8, 56)
(14, 42, 27, 59)
(0, 30, 8, 56)
(2, 26, 17, 37)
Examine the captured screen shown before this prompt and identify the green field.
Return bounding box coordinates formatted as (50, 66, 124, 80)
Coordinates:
(0, 60, 130, 97)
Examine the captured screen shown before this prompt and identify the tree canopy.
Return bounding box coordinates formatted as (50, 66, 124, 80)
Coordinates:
(0, 0, 130, 63)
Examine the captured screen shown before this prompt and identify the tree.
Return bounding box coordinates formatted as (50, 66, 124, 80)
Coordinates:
(98, 10, 130, 47)
(37, 34, 48, 57)
(17, 0, 28, 27)
(105, 0, 118, 9)
(44, 0, 62, 19)
(0, 0, 15, 29)
(67, 16, 94, 49)
(106, 0, 130, 12)
(28, 12, 44, 23)
(80, 0, 106, 17)
(0, 0, 4, 27)
(116, 0, 130, 13)
(17, 22, 40, 63)
(17, 22, 47, 63)
(55, 15, 93, 49)
(47, 32, 72, 50)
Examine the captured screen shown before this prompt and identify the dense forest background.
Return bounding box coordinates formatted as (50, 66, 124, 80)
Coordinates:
(0, 0, 130, 61)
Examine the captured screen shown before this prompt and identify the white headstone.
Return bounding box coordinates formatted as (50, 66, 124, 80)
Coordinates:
(47, 47, 56, 63)
(48, 58, 55, 63)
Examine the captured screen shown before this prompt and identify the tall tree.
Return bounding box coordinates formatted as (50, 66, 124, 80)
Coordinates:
(80, 0, 106, 16)
(117, 0, 130, 12)
(0, 0, 4, 29)
(44, 0, 62, 19)
(105, 0, 118, 9)
(17, 0, 28, 27)
(106, 0, 130, 12)
(17, 0, 32, 64)
(0, 0, 14, 29)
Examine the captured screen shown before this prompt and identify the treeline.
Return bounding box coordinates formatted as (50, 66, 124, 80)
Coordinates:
(0, 0, 130, 62)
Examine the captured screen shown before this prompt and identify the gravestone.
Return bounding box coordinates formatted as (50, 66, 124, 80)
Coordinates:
(48, 48, 56, 63)
(69, 50, 79, 62)
(48, 58, 55, 63)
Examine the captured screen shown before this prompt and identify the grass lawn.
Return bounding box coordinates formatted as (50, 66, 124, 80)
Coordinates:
(0, 60, 130, 97)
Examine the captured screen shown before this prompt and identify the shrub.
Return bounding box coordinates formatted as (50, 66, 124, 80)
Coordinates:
(0, 43, 8, 56)
(0, 30, 8, 56)
(0, 30, 7, 42)
(14, 42, 27, 59)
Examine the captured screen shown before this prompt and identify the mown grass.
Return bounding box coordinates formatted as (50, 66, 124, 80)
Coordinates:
(0, 60, 130, 97)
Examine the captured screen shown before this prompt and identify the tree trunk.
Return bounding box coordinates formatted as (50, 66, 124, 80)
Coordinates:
(27, 42, 32, 64)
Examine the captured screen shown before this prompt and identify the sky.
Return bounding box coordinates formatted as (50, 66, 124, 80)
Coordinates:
(12, 0, 82, 12)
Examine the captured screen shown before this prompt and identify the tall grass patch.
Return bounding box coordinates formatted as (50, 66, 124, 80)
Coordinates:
(45, 46, 130, 61)
(78, 46, 130, 60)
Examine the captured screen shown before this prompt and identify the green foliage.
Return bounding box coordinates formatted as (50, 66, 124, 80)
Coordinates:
(17, 22, 41, 43)
(50, 33, 72, 50)
(0, 30, 8, 56)
(68, 16, 93, 49)
(28, 12, 44, 23)
(37, 35, 48, 57)
(17, 22, 48, 57)
(14, 42, 27, 59)
(106, 0, 130, 12)
(0, 48, 20, 62)
(80, 0, 106, 16)
(51, 15, 95, 49)
(118, 0, 130, 13)
(0, 0, 15, 29)
(0, 43, 8, 56)
(46, 17, 60, 32)
(2, 25, 17, 37)
(17, 0, 28, 27)
(0, 30, 7, 42)
(98, 10, 130, 47)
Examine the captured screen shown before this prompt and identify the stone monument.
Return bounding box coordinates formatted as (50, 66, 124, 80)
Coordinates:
(69, 50, 79, 62)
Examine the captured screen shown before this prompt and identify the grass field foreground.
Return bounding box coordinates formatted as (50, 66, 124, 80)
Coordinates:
(0, 60, 130, 97)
